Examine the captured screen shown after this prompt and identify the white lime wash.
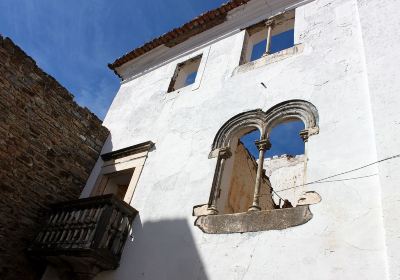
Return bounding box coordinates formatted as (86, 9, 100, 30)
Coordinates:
(43, 0, 400, 279)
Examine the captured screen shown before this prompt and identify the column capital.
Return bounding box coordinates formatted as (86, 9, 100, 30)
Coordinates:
(255, 139, 271, 151)
(218, 147, 232, 159)
(264, 19, 275, 27)
(299, 129, 309, 142)
(299, 127, 319, 142)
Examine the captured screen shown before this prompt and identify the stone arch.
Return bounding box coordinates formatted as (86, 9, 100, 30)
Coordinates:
(195, 100, 320, 233)
(210, 100, 319, 153)
(210, 109, 266, 151)
(207, 100, 319, 211)
(263, 99, 319, 140)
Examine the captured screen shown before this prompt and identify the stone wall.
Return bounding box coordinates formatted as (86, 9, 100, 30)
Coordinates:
(0, 35, 109, 280)
(223, 142, 274, 213)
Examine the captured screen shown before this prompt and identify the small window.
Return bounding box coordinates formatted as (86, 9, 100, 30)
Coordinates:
(168, 55, 202, 92)
(91, 141, 154, 204)
(241, 10, 295, 64)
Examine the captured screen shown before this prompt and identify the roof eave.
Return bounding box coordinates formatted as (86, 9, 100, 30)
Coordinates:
(108, 0, 251, 73)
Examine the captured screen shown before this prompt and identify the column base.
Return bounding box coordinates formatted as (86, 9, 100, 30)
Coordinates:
(206, 207, 219, 215)
(248, 205, 261, 212)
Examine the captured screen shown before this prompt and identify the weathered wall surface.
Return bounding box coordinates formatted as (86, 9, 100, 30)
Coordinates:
(48, 0, 399, 279)
(224, 142, 274, 213)
(357, 0, 400, 278)
(0, 36, 109, 280)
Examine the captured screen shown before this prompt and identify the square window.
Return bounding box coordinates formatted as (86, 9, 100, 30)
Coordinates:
(241, 10, 295, 64)
(168, 55, 202, 92)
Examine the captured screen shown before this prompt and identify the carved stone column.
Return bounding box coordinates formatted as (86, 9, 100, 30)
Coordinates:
(248, 139, 271, 212)
(207, 147, 232, 215)
(263, 20, 274, 55)
(299, 129, 309, 142)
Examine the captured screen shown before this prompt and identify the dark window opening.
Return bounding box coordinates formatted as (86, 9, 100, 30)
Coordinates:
(101, 169, 134, 200)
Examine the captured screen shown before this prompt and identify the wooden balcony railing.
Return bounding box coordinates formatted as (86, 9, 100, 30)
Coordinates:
(28, 194, 138, 280)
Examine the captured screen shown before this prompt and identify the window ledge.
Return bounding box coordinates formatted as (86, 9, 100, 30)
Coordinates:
(166, 82, 196, 96)
(232, 44, 304, 76)
(194, 205, 312, 234)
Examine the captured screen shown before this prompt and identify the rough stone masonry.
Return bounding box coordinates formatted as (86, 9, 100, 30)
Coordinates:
(0, 35, 109, 280)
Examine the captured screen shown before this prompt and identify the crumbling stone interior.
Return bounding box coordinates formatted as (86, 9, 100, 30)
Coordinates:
(213, 119, 306, 214)
(267, 154, 306, 207)
(217, 136, 276, 214)
(265, 119, 306, 207)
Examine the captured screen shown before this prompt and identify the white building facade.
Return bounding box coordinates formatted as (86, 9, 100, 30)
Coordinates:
(43, 0, 400, 279)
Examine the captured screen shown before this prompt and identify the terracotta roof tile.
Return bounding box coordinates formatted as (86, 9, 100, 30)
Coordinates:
(108, 0, 251, 71)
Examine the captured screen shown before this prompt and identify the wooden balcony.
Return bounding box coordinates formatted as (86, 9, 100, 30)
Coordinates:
(28, 194, 138, 280)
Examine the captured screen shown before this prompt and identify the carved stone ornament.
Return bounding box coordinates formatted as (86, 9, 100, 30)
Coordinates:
(210, 99, 319, 151)
(297, 191, 322, 206)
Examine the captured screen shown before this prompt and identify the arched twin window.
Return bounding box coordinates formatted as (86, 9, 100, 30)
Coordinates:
(194, 100, 319, 233)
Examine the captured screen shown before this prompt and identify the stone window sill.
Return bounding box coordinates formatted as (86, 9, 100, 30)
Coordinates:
(232, 44, 304, 76)
(167, 82, 196, 95)
(194, 205, 312, 234)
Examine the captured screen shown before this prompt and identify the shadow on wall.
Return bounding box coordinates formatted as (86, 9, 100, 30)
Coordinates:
(96, 216, 209, 280)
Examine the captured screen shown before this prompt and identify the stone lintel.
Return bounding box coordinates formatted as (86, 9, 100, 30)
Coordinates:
(101, 141, 155, 161)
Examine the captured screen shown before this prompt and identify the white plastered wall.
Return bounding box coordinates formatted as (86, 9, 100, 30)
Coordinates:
(357, 0, 400, 278)
(43, 0, 400, 279)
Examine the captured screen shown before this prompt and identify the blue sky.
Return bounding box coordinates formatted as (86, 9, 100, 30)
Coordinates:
(241, 121, 305, 159)
(250, 29, 294, 61)
(0, 0, 227, 119)
(1, 1, 302, 158)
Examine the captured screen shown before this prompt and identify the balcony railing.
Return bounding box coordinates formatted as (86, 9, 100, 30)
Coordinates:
(28, 194, 138, 280)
